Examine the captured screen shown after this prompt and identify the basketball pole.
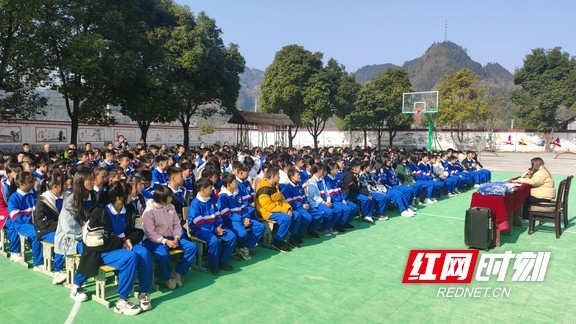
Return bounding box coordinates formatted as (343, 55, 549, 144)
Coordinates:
(426, 114, 434, 151)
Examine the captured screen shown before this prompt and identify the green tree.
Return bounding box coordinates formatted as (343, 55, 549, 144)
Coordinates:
(260, 44, 323, 148)
(512, 47, 576, 141)
(157, 7, 245, 150)
(0, 0, 48, 120)
(356, 68, 412, 149)
(435, 68, 487, 149)
(39, 0, 128, 144)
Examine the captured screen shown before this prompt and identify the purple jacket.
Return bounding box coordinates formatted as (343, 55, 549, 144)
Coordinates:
(142, 203, 182, 244)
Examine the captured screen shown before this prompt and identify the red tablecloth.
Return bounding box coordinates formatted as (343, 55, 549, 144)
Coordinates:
(470, 183, 531, 231)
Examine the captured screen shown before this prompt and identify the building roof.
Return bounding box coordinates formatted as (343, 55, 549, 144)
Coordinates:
(227, 111, 294, 127)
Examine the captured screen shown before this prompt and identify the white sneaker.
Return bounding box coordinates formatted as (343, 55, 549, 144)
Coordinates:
(171, 271, 183, 288)
(408, 209, 416, 215)
(70, 285, 88, 302)
(401, 210, 414, 217)
(323, 230, 332, 237)
(10, 253, 22, 263)
(52, 271, 67, 285)
(236, 247, 252, 261)
(363, 216, 374, 223)
(138, 293, 152, 311)
(376, 215, 389, 221)
(414, 198, 423, 206)
(431, 198, 438, 203)
(424, 198, 435, 204)
(448, 193, 455, 197)
(330, 228, 339, 235)
(33, 265, 46, 272)
(114, 299, 141, 316)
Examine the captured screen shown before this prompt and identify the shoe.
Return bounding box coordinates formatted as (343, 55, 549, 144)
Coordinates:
(363, 216, 374, 223)
(431, 198, 438, 203)
(33, 265, 45, 272)
(271, 239, 292, 252)
(308, 231, 320, 238)
(454, 189, 461, 194)
(70, 286, 88, 302)
(409, 205, 418, 211)
(330, 228, 339, 235)
(414, 198, 423, 206)
(448, 193, 455, 197)
(171, 271, 183, 288)
(293, 235, 303, 244)
(219, 263, 234, 271)
(52, 271, 67, 285)
(9, 253, 22, 263)
(164, 278, 177, 289)
(323, 230, 332, 237)
(334, 225, 346, 233)
(114, 299, 142, 316)
(210, 267, 221, 276)
(376, 215, 389, 221)
(287, 236, 301, 248)
(236, 247, 252, 261)
(424, 198, 435, 204)
(401, 210, 414, 217)
(138, 293, 152, 311)
(344, 223, 354, 229)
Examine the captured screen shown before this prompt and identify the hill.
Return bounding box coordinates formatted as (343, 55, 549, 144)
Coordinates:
(236, 67, 264, 111)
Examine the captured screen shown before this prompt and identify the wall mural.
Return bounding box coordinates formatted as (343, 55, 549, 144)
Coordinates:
(0, 126, 21, 142)
(79, 128, 104, 142)
(36, 127, 67, 142)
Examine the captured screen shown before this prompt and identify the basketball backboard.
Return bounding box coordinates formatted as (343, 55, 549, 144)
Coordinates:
(402, 91, 439, 114)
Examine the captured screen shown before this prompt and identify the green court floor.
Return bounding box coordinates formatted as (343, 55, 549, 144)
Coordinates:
(1, 172, 574, 323)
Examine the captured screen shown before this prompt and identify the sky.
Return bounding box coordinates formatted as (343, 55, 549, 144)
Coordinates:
(177, 0, 576, 74)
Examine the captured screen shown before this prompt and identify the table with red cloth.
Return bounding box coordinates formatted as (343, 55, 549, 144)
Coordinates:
(470, 183, 531, 232)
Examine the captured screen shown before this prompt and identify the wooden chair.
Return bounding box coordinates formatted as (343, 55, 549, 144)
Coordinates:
(182, 206, 207, 272)
(535, 175, 572, 228)
(0, 228, 9, 257)
(528, 179, 566, 238)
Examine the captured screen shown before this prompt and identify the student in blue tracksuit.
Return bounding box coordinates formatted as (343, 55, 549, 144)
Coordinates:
(378, 158, 418, 211)
(218, 173, 264, 260)
(2, 163, 22, 261)
(408, 154, 440, 204)
(324, 161, 358, 232)
(233, 164, 256, 218)
(139, 170, 160, 200)
(305, 163, 339, 237)
(282, 167, 323, 239)
(188, 178, 236, 276)
(440, 153, 465, 193)
(341, 159, 376, 223)
(418, 154, 446, 201)
(151, 155, 169, 186)
(8, 171, 42, 269)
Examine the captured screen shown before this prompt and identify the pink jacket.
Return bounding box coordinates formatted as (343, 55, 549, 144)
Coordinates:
(142, 203, 182, 244)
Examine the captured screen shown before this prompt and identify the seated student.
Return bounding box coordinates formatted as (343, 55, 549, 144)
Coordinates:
(99, 149, 117, 171)
(325, 161, 358, 231)
(218, 173, 264, 260)
(93, 166, 109, 200)
(439, 153, 464, 194)
(151, 155, 169, 186)
(341, 160, 377, 223)
(378, 157, 418, 211)
(282, 167, 323, 240)
(360, 161, 415, 218)
(75, 182, 145, 315)
(142, 186, 197, 289)
(255, 166, 294, 252)
(429, 155, 458, 197)
(188, 178, 236, 275)
(8, 171, 42, 269)
(34, 173, 67, 284)
(447, 154, 474, 188)
(233, 163, 257, 218)
(471, 151, 491, 183)
(418, 154, 446, 200)
(305, 163, 339, 237)
(139, 169, 159, 200)
(166, 166, 191, 222)
(463, 151, 491, 185)
(180, 162, 196, 197)
(408, 154, 440, 204)
(2, 163, 22, 262)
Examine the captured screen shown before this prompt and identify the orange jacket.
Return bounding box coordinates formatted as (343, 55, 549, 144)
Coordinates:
(255, 178, 291, 220)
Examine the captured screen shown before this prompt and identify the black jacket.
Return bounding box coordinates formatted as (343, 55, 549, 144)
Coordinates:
(341, 170, 370, 199)
(34, 194, 60, 238)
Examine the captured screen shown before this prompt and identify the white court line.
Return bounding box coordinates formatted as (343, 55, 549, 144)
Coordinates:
(64, 301, 82, 324)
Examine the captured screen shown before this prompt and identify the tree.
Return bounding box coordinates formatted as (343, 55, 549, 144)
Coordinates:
(0, 0, 48, 120)
(39, 0, 127, 144)
(355, 68, 412, 149)
(435, 68, 487, 149)
(260, 44, 323, 148)
(512, 47, 576, 141)
(157, 7, 245, 150)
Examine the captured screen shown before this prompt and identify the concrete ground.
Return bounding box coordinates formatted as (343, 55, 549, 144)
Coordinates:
(478, 151, 576, 175)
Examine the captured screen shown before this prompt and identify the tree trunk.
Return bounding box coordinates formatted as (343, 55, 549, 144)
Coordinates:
(363, 128, 368, 149)
(138, 121, 150, 142)
(377, 128, 383, 150)
(288, 125, 299, 148)
(388, 130, 397, 147)
(70, 97, 80, 146)
(182, 120, 190, 150)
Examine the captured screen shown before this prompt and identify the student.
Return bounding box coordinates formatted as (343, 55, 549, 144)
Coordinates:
(429, 155, 458, 197)
(74, 182, 150, 315)
(99, 149, 117, 171)
(8, 172, 42, 270)
(379, 157, 418, 211)
(188, 178, 236, 275)
(143, 186, 197, 289)
(34, 173, 67, 284)
(439, 153, 464, 194)
(324, 161, 358, 231)
(342, 160, 377, 223)
(151, 155, 169, 186)
(408, 154, 439, 204)
(2, 163, 22, 261)
(180, 162, 196, 197)
(255, 166, 293, 252)
(234, 164, 256, 218)
(93, 166, 109, 199)
(166, 166, 191, 222)
(305, 163, 339, 236)
(218, 173, 264, 260)
(139, 169, 159, 200)
(282, 167, 323, 241)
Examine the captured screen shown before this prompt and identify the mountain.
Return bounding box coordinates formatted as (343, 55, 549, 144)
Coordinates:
(353, 41, 514, 94)
(236, 67, 264, 111)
